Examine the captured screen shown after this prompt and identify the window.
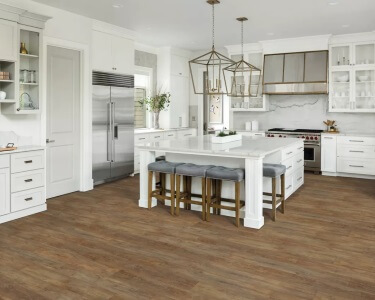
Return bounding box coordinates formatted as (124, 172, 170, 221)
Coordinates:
(134, 70, 152, 128)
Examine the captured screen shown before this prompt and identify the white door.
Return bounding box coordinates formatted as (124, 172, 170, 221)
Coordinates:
(46, 46, 81, 198)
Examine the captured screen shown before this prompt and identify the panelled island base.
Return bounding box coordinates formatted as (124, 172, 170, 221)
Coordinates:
(137, 136, 304, 229)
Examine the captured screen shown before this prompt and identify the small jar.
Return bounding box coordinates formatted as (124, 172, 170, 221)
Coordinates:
(29, 70, 36, 83)
(20, 69, 28, 83)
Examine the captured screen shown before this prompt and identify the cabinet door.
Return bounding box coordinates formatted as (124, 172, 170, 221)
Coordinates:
(92, 31, 113, 72)
(111, 35, 134, 75)
(284, 53, 304, 83)
(305, 51, 328, 82)
(263, 54, 284, 83)
(0, 19, 17, 61)
(330, 70, 352, 111)
(171, 54, 189, 77)
(353, 69, 375, 111)
(0, 168, 10, 216)
(321, 136, 337, 172)
(170, 75, 189, 128)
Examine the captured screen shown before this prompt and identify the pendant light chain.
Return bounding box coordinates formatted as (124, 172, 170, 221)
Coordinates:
(241, 20, 244, 59)
(212, 3, 215, 49)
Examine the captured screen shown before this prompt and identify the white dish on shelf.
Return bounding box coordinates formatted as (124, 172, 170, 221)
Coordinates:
(336, 75, 349, 82)
(358, 75, 369, 82)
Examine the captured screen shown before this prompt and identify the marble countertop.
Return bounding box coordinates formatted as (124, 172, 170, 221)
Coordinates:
(0, 145, 45, 156)
(135, 127, 195, 134)
(137, 135, 302, 158)
(322, 132, 375, 137)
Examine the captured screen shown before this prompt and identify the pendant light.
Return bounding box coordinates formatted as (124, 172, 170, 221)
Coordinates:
(189, 0, 234, 95)
(223, 17, 262, 98)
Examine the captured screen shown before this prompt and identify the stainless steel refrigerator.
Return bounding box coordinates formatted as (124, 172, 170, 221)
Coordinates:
(92, 71, 134, 185)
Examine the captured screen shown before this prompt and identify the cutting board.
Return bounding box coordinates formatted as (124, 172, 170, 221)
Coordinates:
(0, 147, 17, 152)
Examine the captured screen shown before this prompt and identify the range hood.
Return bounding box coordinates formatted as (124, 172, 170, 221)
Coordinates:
(262, 50, 328, 95)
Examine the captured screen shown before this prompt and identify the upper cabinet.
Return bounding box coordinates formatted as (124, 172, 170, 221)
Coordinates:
(329, 41, 375, 113)
(92, 30, 135, 75)
(0, 19, 17, 61)
(171, 54, 189, 77)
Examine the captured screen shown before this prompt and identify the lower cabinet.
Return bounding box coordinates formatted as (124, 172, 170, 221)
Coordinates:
(0, 167, 10, 216)
(321, 135, 337, 173)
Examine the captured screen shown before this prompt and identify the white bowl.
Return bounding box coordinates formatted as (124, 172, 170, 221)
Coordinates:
(336, 75, 349, 82)
(358, 75, 369, 82)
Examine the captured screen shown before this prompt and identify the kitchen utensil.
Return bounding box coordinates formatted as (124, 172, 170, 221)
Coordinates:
(337, 74, 349, 82)
(0, 143, 17, 152)
(0, 91, 6, 100)
(358, 75, 369, 82)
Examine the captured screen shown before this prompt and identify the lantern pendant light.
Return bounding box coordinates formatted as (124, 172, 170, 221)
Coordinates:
(189, 0, 235, 95)
(223, 17, 262, 98)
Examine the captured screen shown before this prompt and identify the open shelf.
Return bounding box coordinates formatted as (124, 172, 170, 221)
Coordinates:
(0, 99, 16, 104)
(20, 82, 38, 86)
(20, 53, 39, 58)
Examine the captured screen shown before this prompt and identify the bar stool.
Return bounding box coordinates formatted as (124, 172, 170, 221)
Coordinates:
(148, 161, 184, 215)
(263, 163, 286, 221)
(175, 164, 214, 221)
(206, 166, 246, 227)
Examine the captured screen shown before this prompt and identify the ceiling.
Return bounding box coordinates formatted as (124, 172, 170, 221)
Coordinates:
(32, 0, 375, 51)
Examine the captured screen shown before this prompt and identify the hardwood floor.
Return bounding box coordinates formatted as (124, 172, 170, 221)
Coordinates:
(1, 173, 375, 299)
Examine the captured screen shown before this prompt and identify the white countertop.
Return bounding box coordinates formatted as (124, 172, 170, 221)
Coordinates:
(137, 135, 302, 158)
(135, 127, 195, 134)
(0, 145, 45, 156)
(322, 131, 375, 137)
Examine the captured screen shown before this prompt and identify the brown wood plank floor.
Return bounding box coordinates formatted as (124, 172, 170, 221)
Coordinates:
(1, 173, 375, 299)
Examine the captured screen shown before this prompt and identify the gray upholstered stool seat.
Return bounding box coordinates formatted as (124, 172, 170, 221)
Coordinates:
(175, 163, 214, 178)
(148, 161, 184, 174)
(263, 163, 286, 178)
(206, 166, 245, 182)
(156, 155, 166, 162)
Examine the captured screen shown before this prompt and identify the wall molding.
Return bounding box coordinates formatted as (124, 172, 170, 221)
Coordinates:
(0, 3, 51, 28)
(92, 19, 136, 40)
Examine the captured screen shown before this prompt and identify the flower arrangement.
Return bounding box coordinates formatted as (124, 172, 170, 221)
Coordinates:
(139, 91, 171, 129)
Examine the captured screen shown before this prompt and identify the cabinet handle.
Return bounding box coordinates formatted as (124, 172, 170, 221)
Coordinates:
(24, 179, 33, 183)
(138, 138, 146, 140)
(185, 134, 192, 136)
(287, 166, 292, 170)
(349, 150, 364, 153)
(287, 151, 293, 155)
(297, 159, 303, 163)
(286, 185, 292, 190)
(349, 140, 364, 143)
(25, 197, 33, 201)
(168, 134, 174, 136)
(297, 177, 303, 181)
(324, 137, 333, 140)
(154, 136, 161, 138)
(24, 160, 33, 164)
(298, 147, 304, 150)
(349, 165, 364, 168)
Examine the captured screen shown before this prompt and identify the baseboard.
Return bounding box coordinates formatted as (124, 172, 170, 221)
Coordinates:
(0, 204, 47, 225)
(322, 172, 375, 180)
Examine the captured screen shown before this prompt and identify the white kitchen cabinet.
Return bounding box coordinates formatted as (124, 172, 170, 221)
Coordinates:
(170, 75, 189, 128)
(171, 54, 189, 77)
(236, 131, 265, 137)
(92, 30, 134, 75)
(0, 167, 10, 216)
(0, 19, 17, 62)
(321, 135, 337, 173)
(329, 42, 375, 113)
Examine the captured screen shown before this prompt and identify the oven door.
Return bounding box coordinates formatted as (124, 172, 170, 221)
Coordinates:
(304, 143, 321, 171)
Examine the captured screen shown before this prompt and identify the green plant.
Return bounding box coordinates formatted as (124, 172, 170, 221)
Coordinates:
(139, 92, 171, 113)
(216, 130, 237, 137)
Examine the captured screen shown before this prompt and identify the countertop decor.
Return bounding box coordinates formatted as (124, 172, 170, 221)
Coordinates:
(139, 91, 171, 129)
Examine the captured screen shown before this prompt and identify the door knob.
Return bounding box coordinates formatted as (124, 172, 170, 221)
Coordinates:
(46, 139, 55, 143)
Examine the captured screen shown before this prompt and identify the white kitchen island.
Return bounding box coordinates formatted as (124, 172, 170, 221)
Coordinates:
(137, 135, 304, 229)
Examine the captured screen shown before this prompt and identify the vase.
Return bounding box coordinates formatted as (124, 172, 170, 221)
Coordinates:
(153, 112, 160, 129)
(20, 42, 28, 54)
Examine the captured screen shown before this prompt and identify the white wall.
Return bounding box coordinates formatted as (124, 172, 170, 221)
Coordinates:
(232, 95, 375, 133)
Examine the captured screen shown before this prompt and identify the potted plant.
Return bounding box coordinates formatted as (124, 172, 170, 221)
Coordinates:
(211, 130, 242, 144)
(139, 91, 171, 129)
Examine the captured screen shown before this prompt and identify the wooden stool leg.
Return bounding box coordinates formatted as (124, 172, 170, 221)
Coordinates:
(201, 178, 206, 221)
(212, 180, 217, 215)
(176, 175, 181, 216)
(272, 177, 277, 221)
(235, 181, 240, 227)
(217, 180, 222, 215)
(206, 178, 211, 222)
(280, 174, 285, 214)
(148, 171, 153, 209)
(188, 176, 192, 210)
(170, 174, 175, 216)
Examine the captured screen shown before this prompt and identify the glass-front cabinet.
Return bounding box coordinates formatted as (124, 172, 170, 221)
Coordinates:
(329, 42, 375, 113)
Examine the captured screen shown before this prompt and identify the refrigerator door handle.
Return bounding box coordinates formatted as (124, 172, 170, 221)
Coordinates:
(107, 102, 112, 162)
(112, 102, 116, 162)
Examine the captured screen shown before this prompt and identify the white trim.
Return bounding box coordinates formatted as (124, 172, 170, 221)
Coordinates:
(0, 204, 46, 224)
(135, 42, 159, 55)
(322, 172, 375, 180)
(42, 36, 93, 193)
(92, 19, 136, 40)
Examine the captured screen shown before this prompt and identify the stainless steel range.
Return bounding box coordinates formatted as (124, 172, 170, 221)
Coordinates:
(266, 128, 323, 173)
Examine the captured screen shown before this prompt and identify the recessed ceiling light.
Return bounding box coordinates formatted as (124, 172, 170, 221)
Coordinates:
(112, 4, 123, 8)
(328, 1, 339, 5)
(342, 24, 350, 28)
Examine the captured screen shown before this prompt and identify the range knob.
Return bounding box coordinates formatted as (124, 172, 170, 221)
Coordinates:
(279, 135, 282, 138)
(271, 135, 275, 137)
(315, 137, 318, 140)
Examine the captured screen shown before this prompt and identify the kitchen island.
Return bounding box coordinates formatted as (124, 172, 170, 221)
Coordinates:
(137, 135, 304, 229)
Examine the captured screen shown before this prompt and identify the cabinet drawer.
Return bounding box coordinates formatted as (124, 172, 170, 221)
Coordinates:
(337, 145, 375, 159)
(11, 187, 45, 213)
(285, 175, 294, 199)
(293, 167, 304, 191)
(11, 150, 44, 174)
(337, 158, 375, 175)
(149, 132, 164, 141)
(0, 155, 10, 169)
(134, 133, 150, 144)
(337, 136, 375, 146)
(164, 131, 177, 139)
(282, 157, 294, 175)
(293, 152, 305, 170)
(178, 129, 196, 138)
(11, 169, 44, 193)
